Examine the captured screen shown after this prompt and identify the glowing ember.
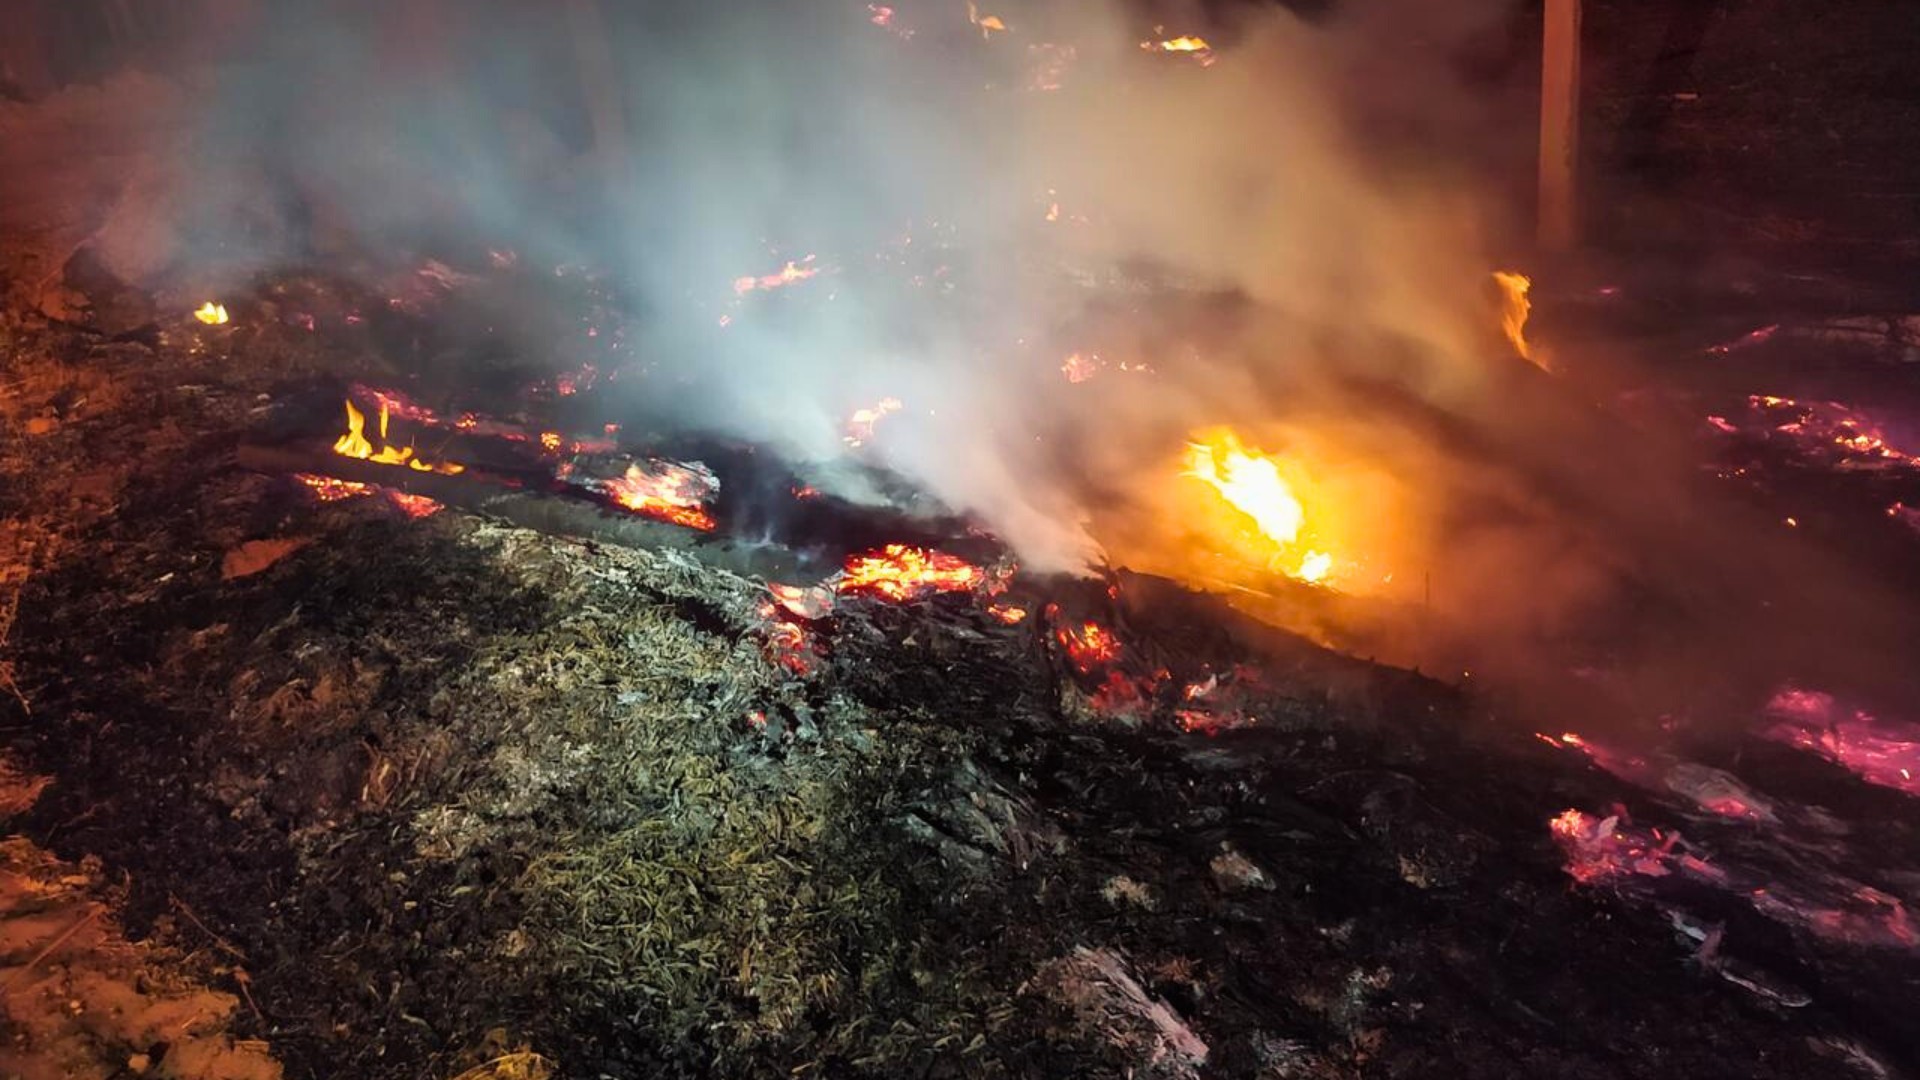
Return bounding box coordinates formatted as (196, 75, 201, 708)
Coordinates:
(987, 602, 1028, 624)
(844, 397, 903, 448)
(1056, 621, 1120, 673)
(540, 431, 563, 453)
(733, 257, 819, 295)
(1183, 431, 1304, 546)
(1761, 686, 1920, 797)
(1061, 352, 1101, 383)
(1707, 324, 1780, 354)
(837, 545, 985, 601)
(1738, 395, 1920, 469)
(385, 491, 443, 519)
(193, 302, 230, 325)
(602, 461, 719, 531)
(757, 601, 815, 674)
(1549, 809, 1681, 885)
(294, 473, 439, 519)
(294, 474, 373, 502)
(1492, 270, 1538, 367)
(331, 399, 464, 475)
(768, 583, 835, 620)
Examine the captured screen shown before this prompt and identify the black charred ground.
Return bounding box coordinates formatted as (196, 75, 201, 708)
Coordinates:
(0, 263, 1909, 1080)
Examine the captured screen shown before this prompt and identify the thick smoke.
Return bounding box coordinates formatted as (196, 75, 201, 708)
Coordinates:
(169, 0, 1920, 719)
(182, 0, 1518, 559)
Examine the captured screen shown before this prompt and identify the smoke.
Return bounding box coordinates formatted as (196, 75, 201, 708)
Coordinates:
(170, 0, 1920, 719)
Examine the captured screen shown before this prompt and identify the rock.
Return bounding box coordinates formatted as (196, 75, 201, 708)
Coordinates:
(1209, 843, 1275, 892)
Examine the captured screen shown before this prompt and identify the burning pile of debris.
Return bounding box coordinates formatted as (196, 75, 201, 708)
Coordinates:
(0, 258, 1912, 1080)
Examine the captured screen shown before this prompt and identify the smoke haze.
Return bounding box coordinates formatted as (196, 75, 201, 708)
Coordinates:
(163, 0, 1920, 721)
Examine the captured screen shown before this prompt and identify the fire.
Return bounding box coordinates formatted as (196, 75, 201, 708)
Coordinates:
(1142, 34, 1214, 64)
(331, 399, 464, 475)
(1761, 687, 1920, 797)
(1296, 550, 1333, 584)
(193, 302, 230, 325)
(295, 474, 373, 502)
(837, 545, 985, 601)
(1183, 432, 1304, 546)
(602, 462, 718, 531)
(293, 473, 439, 519)
(966, 2, 1006, 36)
(385, 491, 443, 519)
(1549, 809, 1681, 885)
(1061, 352, 1100, 383)
(987, 602, 1027, 624)
(1056, 620, 1120, 673)
(1492, 270, 1538, 366)
(733, 257, 819, 295)
(844, 397, 903, 448)
(540, 431, 563, 453)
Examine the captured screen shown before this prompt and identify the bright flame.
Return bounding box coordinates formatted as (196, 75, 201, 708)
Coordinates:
(1183, 432, 1304, 546)
(331, 399, 464, 475)
(1296, 550, 1333, 583)
(1142, 34, 1214, 65)
(193, 302, 230, 325)
(1492, 270, 1538, 366)
(837, 544, 985, 601)
(1150, 35, 1210, 52)
(602, 462, 718, 531)
(1056, 620, 1120, 673)
(845, 397, 904, 447)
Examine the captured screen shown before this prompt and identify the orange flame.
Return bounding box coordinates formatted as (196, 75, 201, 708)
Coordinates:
(987, 602, 1028, 624)
(602, 462, 718, 531)
(193, 302, 230, 325)
(1183, 431, 1304, 546)
(1143, 34, 1214, 64)
(733, 257, 819, 295)
(1493, 270, 1541, 368)
(1056, 620, 1120, 673)
(837, 544, 985, 601)
(331, 399, 466, 475)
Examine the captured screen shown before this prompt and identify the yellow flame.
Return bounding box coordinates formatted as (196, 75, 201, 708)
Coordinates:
(1297, 550, 1333, 583)
(331, 399, 464, 474)
(194, 302, 230, 325)
(1183, 431, 1304, 546)
(1493, 270, 1538, 366)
